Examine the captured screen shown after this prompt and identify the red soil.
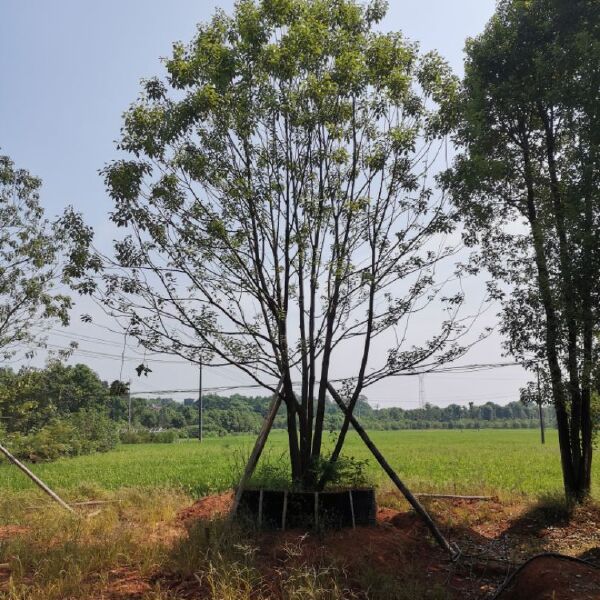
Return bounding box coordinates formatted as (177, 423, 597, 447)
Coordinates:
(174, 493, 600, 599)
(0, 523, 28, 585)
(175, 493, 460, 596)
(103, 568, 152, 599)
(494, 555, 600, 600)
(0, 525, 27, 541)
(177, 490, 233, 522)
(178, 492, 437, 576)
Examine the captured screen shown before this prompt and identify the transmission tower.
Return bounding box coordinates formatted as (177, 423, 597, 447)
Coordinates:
(418, 373, 426, 409)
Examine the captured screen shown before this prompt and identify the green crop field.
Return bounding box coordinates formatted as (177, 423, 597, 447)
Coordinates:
(1, 429, 597, 500)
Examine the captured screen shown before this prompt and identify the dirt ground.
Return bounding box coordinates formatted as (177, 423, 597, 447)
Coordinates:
(171, 491, 600, 599)
(2, 491, 600, 599)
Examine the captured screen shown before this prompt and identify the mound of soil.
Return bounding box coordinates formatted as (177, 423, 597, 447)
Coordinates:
(177, 491, 233, 522)
(173, 492, 453, 597)
(495, 555, 600, 600)
(176, 491, 432, 572)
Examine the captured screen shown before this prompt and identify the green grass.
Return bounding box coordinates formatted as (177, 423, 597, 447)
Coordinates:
(1, 429, 596, 500)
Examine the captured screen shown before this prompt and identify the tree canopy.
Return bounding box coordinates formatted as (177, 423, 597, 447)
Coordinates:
(447, 0, 600, 502)
(0, 155, 82, 360)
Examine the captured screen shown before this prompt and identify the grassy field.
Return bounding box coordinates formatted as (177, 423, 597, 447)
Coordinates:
(2, 429, 594, 500)
(2, 429, 600, 600)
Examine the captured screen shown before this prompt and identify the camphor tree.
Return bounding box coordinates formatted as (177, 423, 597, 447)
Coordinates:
(87, 0, 480, 487)
(447, 0, 600, 503)
(0, 154, 84, 361)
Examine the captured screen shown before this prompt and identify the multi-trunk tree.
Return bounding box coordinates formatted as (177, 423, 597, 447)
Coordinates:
(82, 0, 480, 487)
(447, 0, 600, 503)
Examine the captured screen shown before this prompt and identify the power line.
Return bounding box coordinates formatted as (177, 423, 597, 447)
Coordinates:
(44, 343, 192, 365)
(129, 363, 524, 396)
(39, 323, 523, 375)
(33, 329, 526, 397)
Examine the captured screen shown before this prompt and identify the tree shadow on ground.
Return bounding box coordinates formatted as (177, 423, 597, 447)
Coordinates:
(503, 495, 572, 534)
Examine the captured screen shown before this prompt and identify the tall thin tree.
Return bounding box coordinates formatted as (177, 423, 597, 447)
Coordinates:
(447, 0, 600, 503)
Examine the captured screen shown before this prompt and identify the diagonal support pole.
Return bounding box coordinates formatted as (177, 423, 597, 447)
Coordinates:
(326, 382, 458, 559)
(0, 442, 74, 513)
(229, 380, 283, 521)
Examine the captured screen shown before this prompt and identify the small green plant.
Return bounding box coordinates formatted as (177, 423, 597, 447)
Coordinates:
(313, 455, 373, 490)
(247, 450, 291, 490)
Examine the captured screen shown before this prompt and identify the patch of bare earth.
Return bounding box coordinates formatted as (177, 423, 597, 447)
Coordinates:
(0, 525, 27, 541)
(494, 555, 600, 600)
(103, 568, 153, 600)
(177, 490, 233, 523)
(106, 492, 600, 599)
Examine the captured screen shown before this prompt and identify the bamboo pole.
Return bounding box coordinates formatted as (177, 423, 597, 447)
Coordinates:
(326, 382, 458, 559)
(415, 494, 493, 501)
(229, 381, 283, 520)
(348, 490, 356, 529)
(281, 490, 288, 531)
(0, 443, 74, 513)
(258, 489, 264, 528)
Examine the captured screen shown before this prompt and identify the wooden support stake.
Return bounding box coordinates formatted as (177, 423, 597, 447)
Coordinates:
(229, 381, 283, 521)
(281, 490, 288, 531)
(326, 383, 457, 559)
(348, 490, 356, 529)
(415, 494, 493, 501)
(258, 489, 264, 529)
(0, 443, 74, 513)
(26, 499, 121, 510)
(70, 499, 120, 506)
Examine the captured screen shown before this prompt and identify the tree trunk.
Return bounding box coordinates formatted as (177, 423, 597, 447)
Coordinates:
(282, 382, 302, 482)
(577, 155, 595, 498)
(521, 133, 579, 503)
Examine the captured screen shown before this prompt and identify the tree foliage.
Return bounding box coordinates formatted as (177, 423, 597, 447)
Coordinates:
(446, 0, 600, 502)
(0, 155, 84, 359)
(0, 361, 112, 433)
(0, 362, 120, 461)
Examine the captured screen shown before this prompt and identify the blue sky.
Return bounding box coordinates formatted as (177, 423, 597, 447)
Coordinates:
(1, 1, 529, 407)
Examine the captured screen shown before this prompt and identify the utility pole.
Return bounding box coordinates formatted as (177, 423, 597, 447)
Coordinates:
(127, 379, 132, 432)
(198, 359, 203, 442)
(536, 366, 545, 445)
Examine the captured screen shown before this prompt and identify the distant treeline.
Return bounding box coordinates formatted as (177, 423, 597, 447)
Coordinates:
(0, 362, 552, 461)
(174, 394, 555, 436)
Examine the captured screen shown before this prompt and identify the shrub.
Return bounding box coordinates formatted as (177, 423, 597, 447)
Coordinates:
(3, 409, 118, 462)
(68, 409, 119, 453)
(6, 420, 76, 461)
